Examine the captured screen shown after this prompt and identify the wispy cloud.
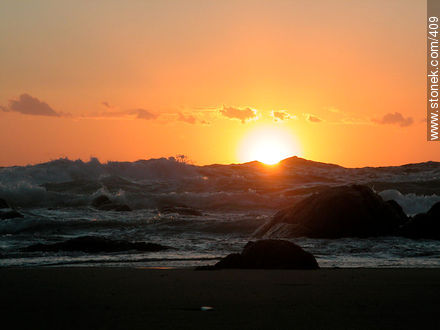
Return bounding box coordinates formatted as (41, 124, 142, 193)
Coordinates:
(219, 106, 258, 123)
(304, 113, 322, 123)
(271, 110, 296, 122)
(176, 112, 209, 125)
(327, 106, 341, 113)
(320, 106, 371, 125)
(178, 112, 196, 124)
(134, 109, 158, 120)
(0, 95, 206, 125)
(82, 107, 158, 120)
(1, 94, 65, 117)
(372, 112, 413, 127)
(101, 101, 115, 109)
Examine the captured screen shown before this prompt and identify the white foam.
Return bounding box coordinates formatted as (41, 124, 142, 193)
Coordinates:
(1, 157, 440, 212)
(379, 189, 440, 215)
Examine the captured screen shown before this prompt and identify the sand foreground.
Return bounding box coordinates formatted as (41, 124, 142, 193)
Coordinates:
(0, 268, 439, 329)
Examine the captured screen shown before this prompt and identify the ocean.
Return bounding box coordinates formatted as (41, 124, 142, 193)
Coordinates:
(1, 156, 440, 268)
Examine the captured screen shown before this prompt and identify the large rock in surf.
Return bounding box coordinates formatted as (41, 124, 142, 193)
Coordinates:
(22, 236, 171, 253)
(399, 201, 440, 239)
(91, 195, 131, 212)
(214, 239, 319, 269)
(254, 185, 408, 239)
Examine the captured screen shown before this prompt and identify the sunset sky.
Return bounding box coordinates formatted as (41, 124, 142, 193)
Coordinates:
(0, 0, 435, 167)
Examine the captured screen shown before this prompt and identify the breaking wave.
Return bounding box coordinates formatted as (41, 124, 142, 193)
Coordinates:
(379, 190, 440, 215)
(1, 156, 440, 212)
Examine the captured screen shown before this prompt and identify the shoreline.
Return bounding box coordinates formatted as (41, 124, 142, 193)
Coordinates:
(1, 267, 439, 329)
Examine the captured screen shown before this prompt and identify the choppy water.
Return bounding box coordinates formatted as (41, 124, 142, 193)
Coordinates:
(1, 156, 440, 267)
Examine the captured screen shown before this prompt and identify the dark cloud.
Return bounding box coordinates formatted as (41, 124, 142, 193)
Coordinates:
(178, 112, 197, 124)
(219, 106, 257, 123)
(3, 93, 60, 116)
(175, 112, 210, 125)
(305, 113, 322, 123)
(134, 109, 158, 120)
(1, 95, 204, 125)
(101, 101, 114, 109)
(372, 112, 413, 127)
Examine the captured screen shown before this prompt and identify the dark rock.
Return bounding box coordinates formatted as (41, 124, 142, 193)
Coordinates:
(215, 253, 244, 269)
(213, 239, 319, 270)
(0, 199, 23, 219)
(91, 195, 112, 208)
(22, 236, 171, 253)
(399, 201, 440, 239)
(385, 199, 408, 221)
(0, 198, 10, 209)
(0, 209, 24, 220)
(159, 205, 202, 216)
(254, 185, 408, 239)
(91, 195, 131, 212)
(428, 201, 440, 218)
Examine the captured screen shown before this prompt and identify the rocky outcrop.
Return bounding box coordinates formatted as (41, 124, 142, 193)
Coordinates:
(213, 239, 319, 269)
(399, 201, 440, 239)
(22, 236, 171, 253)
(254, 185, 408, 239)
(91, 195, 131, 211)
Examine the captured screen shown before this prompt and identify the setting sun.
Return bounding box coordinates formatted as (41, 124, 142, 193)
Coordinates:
(238, 126, 301, 165)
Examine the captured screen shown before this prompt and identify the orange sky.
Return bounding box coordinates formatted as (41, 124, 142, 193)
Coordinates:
(0, 0, 436, 167)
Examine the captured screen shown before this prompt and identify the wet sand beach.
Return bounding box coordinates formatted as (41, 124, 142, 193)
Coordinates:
(1, 268, 439, 329)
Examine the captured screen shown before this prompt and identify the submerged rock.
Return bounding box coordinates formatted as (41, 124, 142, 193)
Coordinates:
(22, 236, 171, 253)
(91, 195, 131, 212)
(213, 239, 319, 269)
(399, 201, 440, 239)
(254, 185, 408, 239)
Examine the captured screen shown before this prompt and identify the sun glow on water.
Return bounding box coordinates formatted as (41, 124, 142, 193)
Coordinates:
(238, 126, 301, 165)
